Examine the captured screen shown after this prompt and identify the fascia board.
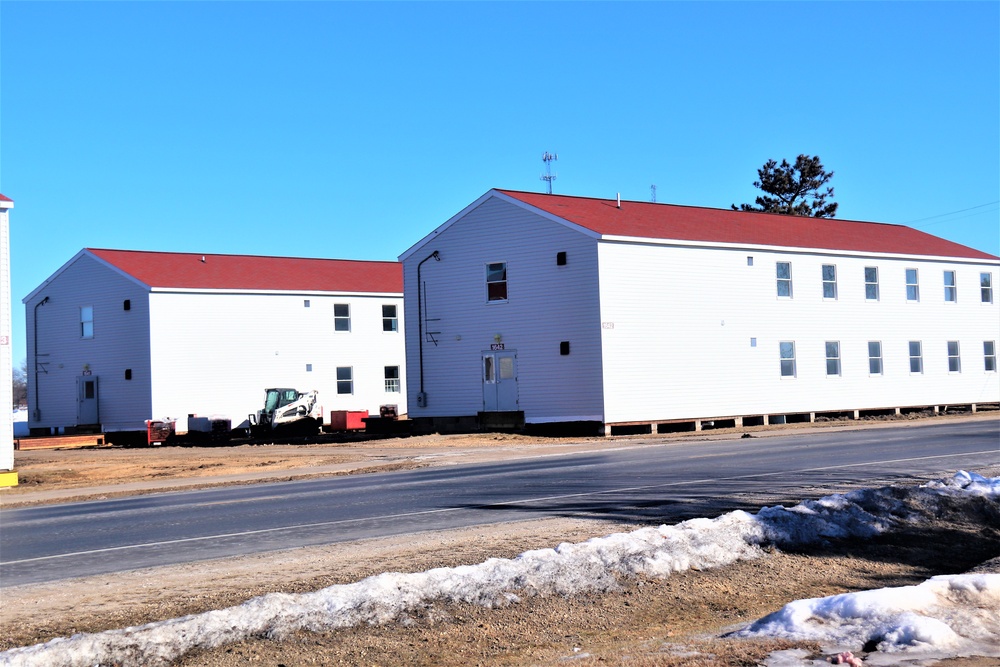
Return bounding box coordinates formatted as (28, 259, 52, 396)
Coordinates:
(0, 200, 13, 211)
(598, 235, 1000, 266)
(489, 190, 602, 239)
(149, 287, 403, 298)
(22, 248, 151, 304)
(398, 189, 600, 263)
(399, 190, 499, 263)
(84, 250, 156, 290)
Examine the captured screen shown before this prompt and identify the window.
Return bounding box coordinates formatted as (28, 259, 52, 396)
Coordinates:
(382, 304, 398, 332)
(779, 341, 796, 377)
(80, 306, 94, 339)
(776, 262, 792, 297)
(943, 271, 957, 302)
(747, 256, 754, 266)
(868, 341, 883, 375)
(557, 251, 567, 266)
(822, 265, 837, 299)
(304, 299, 311, 308)
(384, 366, 400, 392)
(906, 268, 919, 301)
(865, 267, 879, 301)
(486, 262, 508, 301)
(336, 366, 353, 394)
(947, 341, 961, 372)
(825, 341, 841, 376)
(305, 364, 313, 372)
(982, 273, 994, 303)
(334, 304, 350, 332)
(909, 341, 923, 373)
(124, 369, 132, 380)
(560, 341, 570, 355)
(123, 299, 131, 311)
(984, 341, 997, 372)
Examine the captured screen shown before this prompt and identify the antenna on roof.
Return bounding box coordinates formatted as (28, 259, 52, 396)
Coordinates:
(650, 185, 657, 203)
(540, 152, 558, 194)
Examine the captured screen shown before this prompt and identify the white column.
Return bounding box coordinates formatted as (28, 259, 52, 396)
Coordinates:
(0, 198, 14, 473)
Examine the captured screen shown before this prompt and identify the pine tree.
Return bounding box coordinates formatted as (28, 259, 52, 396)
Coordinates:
(733, 154, 838, 218)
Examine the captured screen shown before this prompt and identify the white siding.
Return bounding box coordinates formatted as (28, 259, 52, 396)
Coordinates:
(404, 196, 604, 422)
(149, 291, 405, 426)
(1, 203, 12, 469)
(598, 242, 1000, 422)
(25, 255, 152, 431)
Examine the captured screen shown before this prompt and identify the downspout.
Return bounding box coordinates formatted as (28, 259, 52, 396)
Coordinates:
(32, 296, 49, 421)
(416, 250, 440, 407)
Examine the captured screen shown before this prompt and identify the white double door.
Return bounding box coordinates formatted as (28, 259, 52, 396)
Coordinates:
(482, 350, 518, 412)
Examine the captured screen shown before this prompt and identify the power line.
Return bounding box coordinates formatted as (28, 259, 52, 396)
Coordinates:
(905, 201, 999, 227)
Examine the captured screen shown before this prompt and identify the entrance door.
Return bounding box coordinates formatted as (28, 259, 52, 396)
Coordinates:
(77, 375, 99, 425)
(482, 350, 518, 411)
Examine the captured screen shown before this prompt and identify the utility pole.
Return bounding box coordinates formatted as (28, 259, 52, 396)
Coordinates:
(540, 152, 558, 194)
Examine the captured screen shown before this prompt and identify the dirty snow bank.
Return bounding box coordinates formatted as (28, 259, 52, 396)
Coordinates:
(743, 574, 1000, 666)
(1, 471, 997, 667)
(741, 471, 1000, 666)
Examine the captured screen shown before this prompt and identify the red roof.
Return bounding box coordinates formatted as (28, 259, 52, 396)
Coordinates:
(87, 249, 402, 293)
(498, 190, 997, 261)
(0, 194, 12, 202)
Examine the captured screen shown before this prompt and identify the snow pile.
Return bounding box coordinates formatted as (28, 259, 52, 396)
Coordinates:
(12, 409, 28, 437)
(1, 471, 997, 667)
(739, 574, 1000, 666)
(922, 468, 1000, 497)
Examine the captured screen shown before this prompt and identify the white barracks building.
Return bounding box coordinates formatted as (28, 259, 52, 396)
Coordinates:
(401, 189, 999, 435)
(24, 249, 406, 440)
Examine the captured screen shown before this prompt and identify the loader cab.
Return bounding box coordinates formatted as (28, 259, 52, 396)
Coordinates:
(263, 388, 302, 416)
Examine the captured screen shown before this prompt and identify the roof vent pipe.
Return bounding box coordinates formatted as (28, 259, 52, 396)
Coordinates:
(617, 193, 621, 209)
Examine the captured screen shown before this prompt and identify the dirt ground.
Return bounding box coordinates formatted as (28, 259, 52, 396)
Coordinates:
(2, 414, 999, 666)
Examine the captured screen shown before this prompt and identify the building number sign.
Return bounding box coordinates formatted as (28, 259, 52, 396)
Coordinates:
(490, 343, 505, 350)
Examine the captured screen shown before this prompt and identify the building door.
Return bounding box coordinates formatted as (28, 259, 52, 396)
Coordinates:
(77, 375, 99, 425)
(482, 350, 518, 411)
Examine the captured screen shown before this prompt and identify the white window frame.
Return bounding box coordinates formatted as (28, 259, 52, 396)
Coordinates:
(382, 304, 398, 333)
(776, 262, 792, 298)
(825, 341, 841, 376)
(905, 268, 919, 302)
(779, 341, 796, 377)
(909, 341, 923, 374)
(822, 264, 837, 299)
(336, 366, 353, 394)
(868, 341, 883, 375)
(384, 365, 400, 393)
(486, 261, 508, 303)
(864, 267, 879, 301)
(80, 306, 94, 339)
(984, 341, 997, 373)
(943, 270, 957, 303)
(947, 341, 961, 373)
(334, 303, 351, 332)
(982, 273, 994, 304)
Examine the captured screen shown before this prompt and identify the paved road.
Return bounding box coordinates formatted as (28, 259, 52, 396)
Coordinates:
(2, 420, 997, 587)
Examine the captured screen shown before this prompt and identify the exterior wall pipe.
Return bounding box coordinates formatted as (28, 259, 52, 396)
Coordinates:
(416, 250, 440, 406)
(32, 295, 49, 422)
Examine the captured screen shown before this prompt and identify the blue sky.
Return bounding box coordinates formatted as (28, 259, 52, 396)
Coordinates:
(2, 1, 998, 366)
